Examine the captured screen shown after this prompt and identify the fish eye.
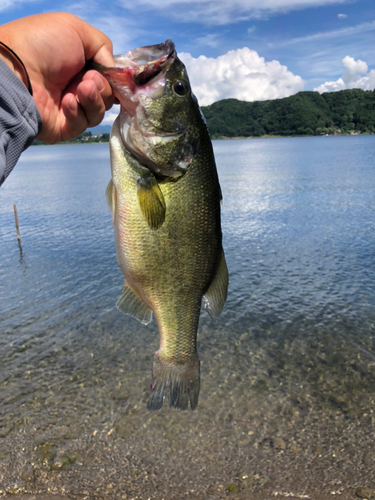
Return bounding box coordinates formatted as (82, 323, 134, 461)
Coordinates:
(173, 80, 189, 96)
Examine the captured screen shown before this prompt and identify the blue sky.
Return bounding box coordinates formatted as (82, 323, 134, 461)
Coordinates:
(2, 0, 375, 116)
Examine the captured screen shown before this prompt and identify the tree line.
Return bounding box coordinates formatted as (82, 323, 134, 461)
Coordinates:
(201, 88, 375, 138)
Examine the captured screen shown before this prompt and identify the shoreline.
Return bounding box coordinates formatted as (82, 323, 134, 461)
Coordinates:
(31, 131, 374, 146)
(212, 131, 374, 140)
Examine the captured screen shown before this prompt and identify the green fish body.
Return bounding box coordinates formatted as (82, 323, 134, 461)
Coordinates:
(98, 40, 228, 411)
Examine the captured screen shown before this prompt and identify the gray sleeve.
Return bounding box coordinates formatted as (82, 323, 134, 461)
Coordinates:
(0, 59, 43, 186)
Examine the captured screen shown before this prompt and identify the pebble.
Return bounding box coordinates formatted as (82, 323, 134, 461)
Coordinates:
(116, 424, 132, 437)
(274, 438, 286, 450)
(290, 445, 302, 455)
(236, 472, 252, 483)
(51, 455, 72, 471)
(19, 467, 34, 482)
(38, 444, 56, 465)
(225, 483, 239, 493)
(356, 486, 373, 498)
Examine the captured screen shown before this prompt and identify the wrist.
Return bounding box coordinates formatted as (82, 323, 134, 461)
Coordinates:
(0, 46, 24, 80)
(0, 42, 33, 94)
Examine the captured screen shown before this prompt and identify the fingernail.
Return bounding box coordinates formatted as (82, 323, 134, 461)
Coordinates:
(88, 86, 98, 101)
(69, 96, 78, 111)
(93, 74, 105, 93)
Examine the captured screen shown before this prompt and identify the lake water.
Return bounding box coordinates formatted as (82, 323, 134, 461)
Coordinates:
(1, 135, 375, 499)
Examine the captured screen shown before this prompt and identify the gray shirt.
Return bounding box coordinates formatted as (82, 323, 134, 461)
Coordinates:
(0, 59, 42, 186)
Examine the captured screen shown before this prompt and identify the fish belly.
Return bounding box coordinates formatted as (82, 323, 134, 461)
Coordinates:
(109, 117, 223, 411)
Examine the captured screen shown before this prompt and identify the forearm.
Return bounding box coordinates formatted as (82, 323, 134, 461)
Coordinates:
(0, 59, 42, 186)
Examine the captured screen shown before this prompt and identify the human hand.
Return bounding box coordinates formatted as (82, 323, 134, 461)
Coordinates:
(0, 12, 115, 143)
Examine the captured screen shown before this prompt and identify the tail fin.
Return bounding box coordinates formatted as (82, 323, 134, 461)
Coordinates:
(147, 354, 200, 411)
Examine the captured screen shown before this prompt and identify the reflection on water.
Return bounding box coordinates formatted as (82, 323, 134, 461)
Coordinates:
(1, 137, 375, 499)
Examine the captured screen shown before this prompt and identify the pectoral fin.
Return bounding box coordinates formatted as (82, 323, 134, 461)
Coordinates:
(116, 281, 153, 325)
(105, 179, 117, 226)
(137, 176, 166, 230)
(203, 250, 229, 317)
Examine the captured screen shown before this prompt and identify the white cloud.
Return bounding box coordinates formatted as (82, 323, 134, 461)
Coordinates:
(341, 55, 368, 80)
(117, 0, 348, 25)
(195, 34, 222, 48)
(0, 0, 37, 12)
(0, 0, 17, 10)
(277, 20, 375, 46)
(314, 56, 375, 93)
(247, 25, 257, 35)
(337, 13, 347, 18)
(180, 48, 305, 105)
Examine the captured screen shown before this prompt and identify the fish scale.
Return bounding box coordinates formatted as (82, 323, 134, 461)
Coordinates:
(97, 40, 228, 411)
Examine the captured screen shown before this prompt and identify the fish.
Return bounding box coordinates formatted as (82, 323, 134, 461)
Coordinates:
(93, 40, 228, 411)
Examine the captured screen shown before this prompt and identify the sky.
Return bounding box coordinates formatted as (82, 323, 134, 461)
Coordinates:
(1, 0, 375, 125)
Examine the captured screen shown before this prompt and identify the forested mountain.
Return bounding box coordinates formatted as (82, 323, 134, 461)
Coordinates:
(201, 89, 375, 138)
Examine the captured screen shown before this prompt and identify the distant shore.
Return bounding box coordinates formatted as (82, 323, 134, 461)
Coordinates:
(211, 131, 374, 140)
(32, 130, 374, 147)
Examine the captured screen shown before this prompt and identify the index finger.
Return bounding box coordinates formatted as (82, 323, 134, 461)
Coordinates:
(68, 14, 115, 67)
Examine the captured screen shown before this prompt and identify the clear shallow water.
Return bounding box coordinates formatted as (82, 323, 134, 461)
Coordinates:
(1, 137, 375, 499)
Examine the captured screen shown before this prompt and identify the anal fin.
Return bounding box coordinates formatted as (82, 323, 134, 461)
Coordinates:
(203, 250, 229, 317)
(116, 281, 153, 325)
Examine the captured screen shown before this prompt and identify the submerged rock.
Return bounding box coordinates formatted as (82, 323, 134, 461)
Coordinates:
(274, 437, 286, 450)
(356, 486, 373, 498)
(225, 483, 239, 493)
(19, 466, 34, 482)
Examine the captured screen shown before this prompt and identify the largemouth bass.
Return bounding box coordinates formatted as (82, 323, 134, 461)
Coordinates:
(95, 40, 228, 411)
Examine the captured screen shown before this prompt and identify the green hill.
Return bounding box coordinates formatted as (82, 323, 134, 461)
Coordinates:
(201, 89, 375, 138)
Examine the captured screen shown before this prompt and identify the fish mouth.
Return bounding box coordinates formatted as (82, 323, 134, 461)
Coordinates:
(91, 40, 188, 178)
(90, 40, 176, 91)
(117, 39, 175, 86)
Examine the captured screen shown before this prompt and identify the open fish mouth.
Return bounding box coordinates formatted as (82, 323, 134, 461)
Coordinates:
(116, 39, 176, 86)
(90, 40, 176, 90)
(91, 40, 192, 178)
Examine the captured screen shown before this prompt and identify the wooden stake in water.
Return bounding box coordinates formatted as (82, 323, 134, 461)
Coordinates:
(13, 204, 22, 250)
